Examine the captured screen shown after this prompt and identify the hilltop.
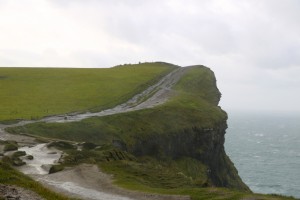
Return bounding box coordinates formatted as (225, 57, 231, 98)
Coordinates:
(0, 62, 176, 121)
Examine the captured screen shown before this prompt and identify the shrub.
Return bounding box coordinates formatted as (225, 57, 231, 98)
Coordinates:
(49, 165, 64, 174)
(82, 142, 98, 150)
(3, 142, 18, 152)
(47, 141, 75, 150)
(12, 151, 26, 158)
(26, 155, 34, 160)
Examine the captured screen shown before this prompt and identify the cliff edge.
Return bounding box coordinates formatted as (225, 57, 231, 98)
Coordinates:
(9, 65, 250, 192)
(122, 65, 250, 191)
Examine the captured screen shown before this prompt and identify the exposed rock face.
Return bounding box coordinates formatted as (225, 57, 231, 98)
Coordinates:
(130, 120, 250, 191)
(127, 66, 250, 191)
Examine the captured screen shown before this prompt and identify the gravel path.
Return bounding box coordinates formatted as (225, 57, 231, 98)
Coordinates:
(1, 67, 187, 128)
(0, 67, 190, 200)
(32, 164, 190, 200)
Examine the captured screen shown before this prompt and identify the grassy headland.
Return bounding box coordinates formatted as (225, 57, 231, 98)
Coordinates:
(7, 66, 226, 146)
(0, 62, 176, 121)
(4, 64, 297, 200)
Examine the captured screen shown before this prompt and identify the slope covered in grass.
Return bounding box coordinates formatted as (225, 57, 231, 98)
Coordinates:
(7, 66, 235, 188)
(8, 66, 225, 143)
(100, 160, 295, 200)
(0, 162, 73, 200)
(6, 65, 297, 200)
(0, 62, 176, 121)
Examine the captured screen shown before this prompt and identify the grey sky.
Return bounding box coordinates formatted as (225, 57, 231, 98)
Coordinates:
(0, 0, 299, 112)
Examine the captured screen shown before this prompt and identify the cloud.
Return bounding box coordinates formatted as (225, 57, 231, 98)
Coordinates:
(0, 0, 299, 111)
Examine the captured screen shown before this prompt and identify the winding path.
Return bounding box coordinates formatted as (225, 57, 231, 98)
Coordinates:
(0, 67, 190, 200)
(1, 67, 187, 130)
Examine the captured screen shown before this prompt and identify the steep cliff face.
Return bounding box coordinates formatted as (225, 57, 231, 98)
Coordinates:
(129, 107, 249, 191)
(121, 66, 250, 191)
(8, 65, 250, 192)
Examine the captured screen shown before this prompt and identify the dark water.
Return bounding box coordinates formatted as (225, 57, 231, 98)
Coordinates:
(225, 112, 300, 198)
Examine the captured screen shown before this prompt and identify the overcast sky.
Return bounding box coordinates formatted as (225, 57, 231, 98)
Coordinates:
(1, 0, 300, 113)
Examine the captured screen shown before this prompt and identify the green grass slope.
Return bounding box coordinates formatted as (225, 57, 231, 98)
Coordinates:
(0, 162, 74, 200)
(6, 65, 297, 200)
(8, 65, 225, 142)
(0, 62, 176, 121)
(100, 160, 295, 200)
(7, 66, 243, 189)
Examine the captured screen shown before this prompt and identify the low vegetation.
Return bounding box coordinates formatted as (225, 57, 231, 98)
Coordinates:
(38, 141, 295, 200)
(7, 66, 226, 144)
(100, 160, 295, 200)
(0, 62, 177, 121)
(2, 64, 296, 199)
(49, 164, 64, 174)
(0, 162, 74, 200)
(2, 141, 18, 152)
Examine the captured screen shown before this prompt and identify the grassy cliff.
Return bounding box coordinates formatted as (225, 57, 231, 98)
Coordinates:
(4, 64, 296, 200)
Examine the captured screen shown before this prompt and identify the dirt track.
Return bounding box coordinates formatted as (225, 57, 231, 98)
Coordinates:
(0, 67, 190, 200)
(1, 67, 188, 128)
(32, 164, 190, 200)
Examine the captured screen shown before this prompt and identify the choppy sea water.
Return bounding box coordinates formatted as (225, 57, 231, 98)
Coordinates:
(225, 112, 300, 199)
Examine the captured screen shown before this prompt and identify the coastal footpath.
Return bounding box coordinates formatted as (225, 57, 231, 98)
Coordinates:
(0, 63, 296, 200)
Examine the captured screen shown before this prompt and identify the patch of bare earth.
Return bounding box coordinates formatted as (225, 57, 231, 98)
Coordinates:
(32, 164, 190, 200)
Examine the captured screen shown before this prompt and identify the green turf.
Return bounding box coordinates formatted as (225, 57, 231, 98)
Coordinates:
(5, 65, 297, 200)
(0, 62, 177, 121)
(7, 66, 226, 143)
(100, 160, 295, 200)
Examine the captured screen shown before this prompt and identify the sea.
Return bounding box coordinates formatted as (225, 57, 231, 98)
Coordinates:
(225, 112, 300, 199)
